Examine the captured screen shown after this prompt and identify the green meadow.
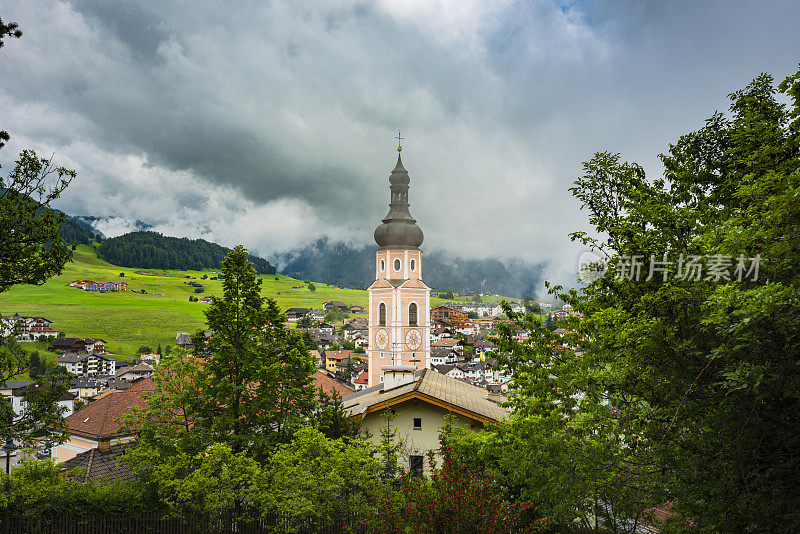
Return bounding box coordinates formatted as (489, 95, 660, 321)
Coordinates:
(0, 245, 491, 360)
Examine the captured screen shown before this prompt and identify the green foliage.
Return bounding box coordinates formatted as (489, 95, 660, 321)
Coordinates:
(308, 282, 316, 292)
(127, 247, 319, 465)
(137, 345, 153, 355)
(324, 307, 348, 324)
(296, 315, 312, 329)
(0, 150, 76, 292)
(264, 426, 381, 530)
(371, 433, 555, 534)
(523, 296, 541, 314)
(467, 310, 479, 319)
(193, 245, 318, 456)
(27, 350, 47, 379)
(312, 389, 362, 441)
(1, 459, 155, 518)
(57, 215, 98, 245)
(98, 231, 276, 274)
(489, 66, 800, 532)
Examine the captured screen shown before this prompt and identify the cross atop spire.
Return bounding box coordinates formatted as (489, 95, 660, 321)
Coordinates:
(395, 131, 404, 152)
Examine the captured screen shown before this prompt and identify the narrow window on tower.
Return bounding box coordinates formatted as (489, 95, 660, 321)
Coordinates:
(410, 259, 416, 271)
(409, 303, 418, 326)
(394, 258, 401, 271)
(379, 303, 386, 326)
(380, 259, 385, 271)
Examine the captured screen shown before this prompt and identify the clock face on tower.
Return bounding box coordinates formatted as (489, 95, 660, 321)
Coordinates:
(375, 328, 389, 350)
(405, 329, 422, 350)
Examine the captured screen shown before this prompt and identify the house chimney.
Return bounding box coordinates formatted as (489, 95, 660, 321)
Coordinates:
(382, 365, 416, 389)
(98, 436, 111, 453)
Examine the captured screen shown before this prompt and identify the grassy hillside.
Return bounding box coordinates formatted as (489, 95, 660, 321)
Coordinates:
(0, 245, 491, 359)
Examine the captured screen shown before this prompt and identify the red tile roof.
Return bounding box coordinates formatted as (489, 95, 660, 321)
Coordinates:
(324, 350, 353, 361)
(313, 371, 353, 397)
(63, 378, 155, 440)
(354, 370, 368, 384)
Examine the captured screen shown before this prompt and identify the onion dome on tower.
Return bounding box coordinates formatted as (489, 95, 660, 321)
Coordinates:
(374, 153, 424, 249)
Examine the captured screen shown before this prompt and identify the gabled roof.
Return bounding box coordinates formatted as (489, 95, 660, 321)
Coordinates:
(61, 443, 136, 482)
(62, 378, 155, 440)
(431, 347, 456, 358)
(433, 338, 462, 348)
(0, 381, 36, 391)
(50, 337, 85, 348)
(343, 369, 508, 423)
(58, 352, 90, 363)
(432, 363, 455, 375)
(313, 371, 354, 397)
(324, 350, 353, 361)
(353, 370, 369, 384)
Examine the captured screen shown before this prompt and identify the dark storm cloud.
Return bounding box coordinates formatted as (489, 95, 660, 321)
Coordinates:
(1, 0, 799, 285)
(72, 0, 168, 65)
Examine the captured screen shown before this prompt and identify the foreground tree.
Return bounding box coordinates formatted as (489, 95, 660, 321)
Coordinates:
(487, 66, 800, 532)
(193, 245, 318, 456)
(0, 20, 76, 446)
(126, 246, 318, 462)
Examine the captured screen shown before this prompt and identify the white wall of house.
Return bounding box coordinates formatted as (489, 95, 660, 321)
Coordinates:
(359, 401, 482, 474)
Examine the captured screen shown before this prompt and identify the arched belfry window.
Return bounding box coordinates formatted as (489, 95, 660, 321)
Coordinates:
(409, 303, 418, 326)
(394, 259, 401, 271)
(410, 259, 416, 272)
(379, 303, 387, 326)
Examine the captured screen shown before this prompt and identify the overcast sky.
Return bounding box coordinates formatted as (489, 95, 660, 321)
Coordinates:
(2, 0, 799, 283)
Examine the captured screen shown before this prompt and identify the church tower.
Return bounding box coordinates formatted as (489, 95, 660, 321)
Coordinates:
(368, 139, 430, 387)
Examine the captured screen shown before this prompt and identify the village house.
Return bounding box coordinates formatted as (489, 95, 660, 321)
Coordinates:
(82, 338, 107, 354)
(429, 327, 453, 344)
(430, 347, 458, 366)
(317, 322, 335, 334)
(70, 280, 127, 292)
(458, 360, 488, 383)
(53, 378, 155, 463)
(431, 337, 465, 356)
(139, 353, 161, 366)
(308, 309, 327, 321)
(57, 352, 117, 377)
(351, 335, 369, 350)
(199, 296, 214, 304)
(473, 339, 497, 359)
(352, 370, 369, 391)
(2, 381, 77, 420)
(430, 304, 469, 325)
(299, 328, 338, 349)
(69, 378, 108, 402)
(286, 307, 311, 322)
(453, 322, 480, 336)
(349, 305, 365, 314)
(49, 337, 88, 353)
(343, 367, 508, 474)
(324, 350, 356, 374)
(61, 442, 136, 483)
(323, 301, 349, 312)
(430, 363, 464, 380)
(115, 363, 154, 382)
(176, 332, 193, 350)
(0, 315, 59, 341)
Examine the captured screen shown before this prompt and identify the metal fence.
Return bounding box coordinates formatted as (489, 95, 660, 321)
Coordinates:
(4, 512, 367, 534)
